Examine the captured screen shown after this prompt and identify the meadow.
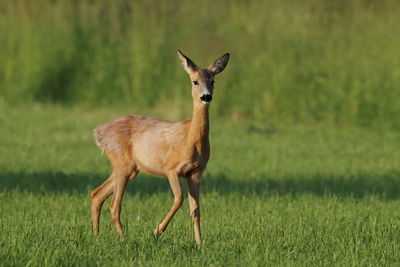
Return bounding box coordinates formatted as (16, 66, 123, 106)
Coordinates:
(1, 0, 400, 266)
(1, 105, 400, 266)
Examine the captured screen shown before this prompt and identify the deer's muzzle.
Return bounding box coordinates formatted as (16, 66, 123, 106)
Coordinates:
(200, 94, 212, 103)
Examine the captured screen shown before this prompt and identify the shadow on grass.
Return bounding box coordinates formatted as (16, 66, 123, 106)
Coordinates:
(0, 171, 399, 199)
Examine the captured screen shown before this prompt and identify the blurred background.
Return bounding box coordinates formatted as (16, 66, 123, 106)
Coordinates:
(1, 0, 399, 129)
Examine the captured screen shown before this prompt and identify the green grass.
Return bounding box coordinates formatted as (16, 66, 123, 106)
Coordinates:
(1, 0, 400, 129)
(1, 104, 400, 266)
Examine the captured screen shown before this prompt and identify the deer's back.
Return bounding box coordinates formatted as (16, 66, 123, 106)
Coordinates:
(94, 115, 192, 175)
(94, 115, 187, 153)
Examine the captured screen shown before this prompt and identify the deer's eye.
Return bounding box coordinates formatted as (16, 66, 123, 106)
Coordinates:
(211, 80, 215, 86)
(193, 80, 199, 86)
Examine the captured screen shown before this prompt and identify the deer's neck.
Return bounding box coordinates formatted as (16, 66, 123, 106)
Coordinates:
(188, 102, 210, 150)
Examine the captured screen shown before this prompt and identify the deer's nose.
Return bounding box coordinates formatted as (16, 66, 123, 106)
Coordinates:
(200, 94, 212, 103)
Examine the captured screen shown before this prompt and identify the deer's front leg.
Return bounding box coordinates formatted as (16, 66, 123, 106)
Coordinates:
(187, 172, 201, 244)
(154, 174, 183, 235)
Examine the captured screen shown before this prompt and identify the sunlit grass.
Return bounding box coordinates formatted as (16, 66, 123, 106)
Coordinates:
(1, 105, 400, 265)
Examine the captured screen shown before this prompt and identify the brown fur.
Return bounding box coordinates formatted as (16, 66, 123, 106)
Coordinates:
(90, 50, 229, 244)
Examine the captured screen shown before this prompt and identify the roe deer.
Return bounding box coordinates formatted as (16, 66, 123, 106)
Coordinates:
(91, 50, 229, 244)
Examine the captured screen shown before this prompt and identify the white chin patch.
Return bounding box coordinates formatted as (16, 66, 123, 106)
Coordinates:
(201, 101, 210, 105)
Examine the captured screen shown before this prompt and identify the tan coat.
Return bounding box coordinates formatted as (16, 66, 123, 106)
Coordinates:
(90, 50, 229, 244)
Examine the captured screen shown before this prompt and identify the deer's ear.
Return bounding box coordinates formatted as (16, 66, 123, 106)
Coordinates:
(208, 53, 230, 75)
(177, 50, 198, 74)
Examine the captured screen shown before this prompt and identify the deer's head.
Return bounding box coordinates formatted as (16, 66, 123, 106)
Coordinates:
(177, 50, 229, 105)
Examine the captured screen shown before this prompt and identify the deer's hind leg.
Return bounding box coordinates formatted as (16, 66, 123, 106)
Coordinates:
(91, 151, 138, 236)
(109, 161, 138, 238)
(91, 174, 115, 235)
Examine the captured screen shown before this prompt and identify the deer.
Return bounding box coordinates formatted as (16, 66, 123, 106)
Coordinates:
(90, 50, 230, 244)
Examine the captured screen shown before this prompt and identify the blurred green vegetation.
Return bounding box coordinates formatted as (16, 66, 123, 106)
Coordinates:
(1, 0, 400, 129)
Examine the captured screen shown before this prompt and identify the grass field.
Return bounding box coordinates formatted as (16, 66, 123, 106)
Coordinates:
(1, 105, 400, 266)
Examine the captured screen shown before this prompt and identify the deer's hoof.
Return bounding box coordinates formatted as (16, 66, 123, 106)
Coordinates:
(153, 226, 163, 236)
